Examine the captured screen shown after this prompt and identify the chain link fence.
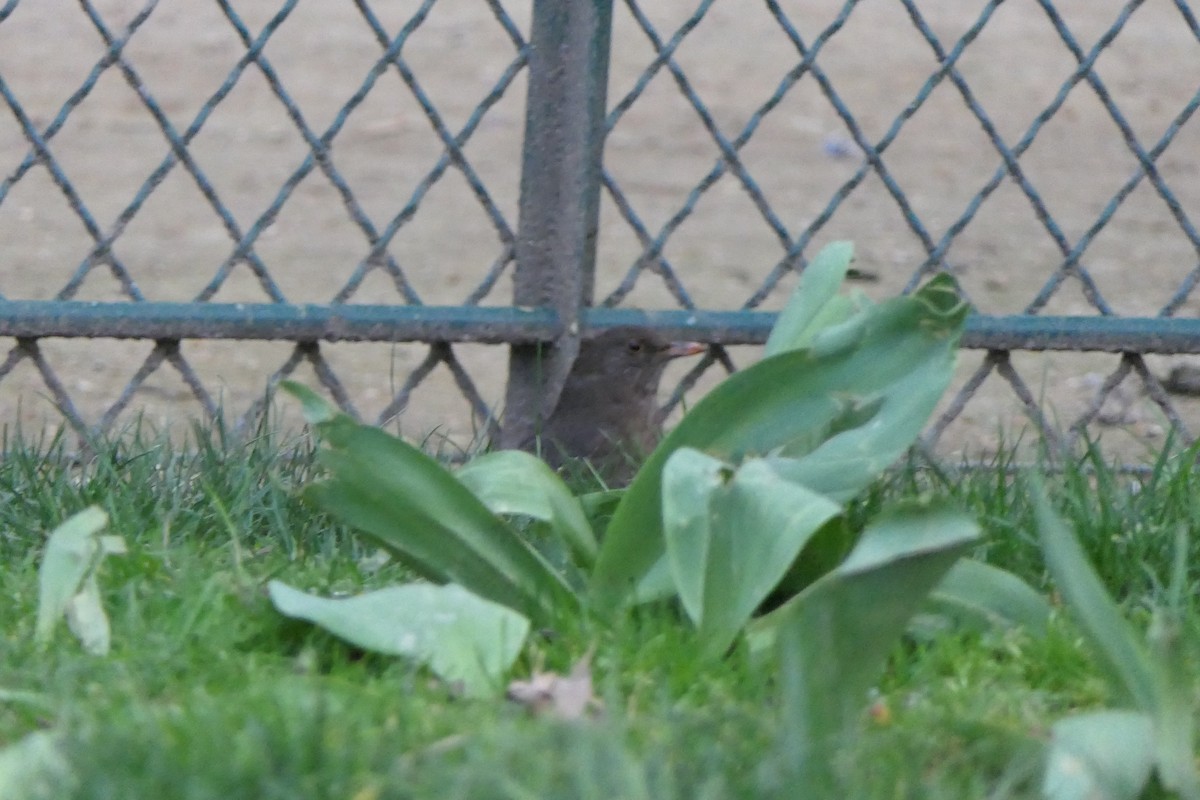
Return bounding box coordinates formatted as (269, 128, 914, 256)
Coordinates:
(2, 0, 1199, 460)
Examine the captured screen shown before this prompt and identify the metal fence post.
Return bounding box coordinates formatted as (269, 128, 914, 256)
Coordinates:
(499, 0, 614, 450)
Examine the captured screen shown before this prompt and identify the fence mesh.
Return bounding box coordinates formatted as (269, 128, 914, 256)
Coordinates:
(2, 0, 1199, 460)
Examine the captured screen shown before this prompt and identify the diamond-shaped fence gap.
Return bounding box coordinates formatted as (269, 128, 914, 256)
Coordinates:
(115, 0, 246, 131)
(945, 2, 1087, 144)
(194, 260, 286, 305)
(1030, 275, 1115, 318)
(603, 79, 739, 246)
(30, 337, 179, 432)
(1087, 1, 1200, 144)
(163, 339, 303, 426)
(924, 350, 1068, 461)
(322, 74, 446, 224)
(362, 342, 500, 455)
(0, 1, 106, 122)
(248, 176, 374, 304)
(95, 341, 222, 435)
(0, 169, 100, 300)
(338, 267, 418, 308)
(370, 166, 514, 306)
(1020, 93, 1145, 223)
(395, 0, 526, 136)
(31, 66, 165, 231)
(310, 341, 428, 425)
(874, 84, 1012, 236)
(731, 74, 859, 215)
(98, 165, 238, 302)
(1044, 0, 1156, 52)
(766, 170, 940, 303)
(1068, 181, 1200, 316)
(182, 68, 312, 233)
(945, 178, 1095, 315)
(0, 339, 88, 438)
(796, 0, 944, 145)
(244, 1, 389, 135)
(1041, 352, 1179, 459)
(638, 181, 794, 310)
(650, 3, 799, 137)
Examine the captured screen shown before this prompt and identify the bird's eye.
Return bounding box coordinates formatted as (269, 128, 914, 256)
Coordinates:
(626, 340, 643, 353)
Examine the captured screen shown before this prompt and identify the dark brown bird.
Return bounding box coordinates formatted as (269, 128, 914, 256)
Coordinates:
(527, 327, 704, 482)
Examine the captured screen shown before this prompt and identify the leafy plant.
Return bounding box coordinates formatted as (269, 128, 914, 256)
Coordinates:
(271, 241, 1022, 703)
(1031, 481, 1200, 800)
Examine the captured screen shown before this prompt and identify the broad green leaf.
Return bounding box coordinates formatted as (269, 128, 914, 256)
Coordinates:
(663, 451, 842, 657)
(1031, 481, 1158, 711)
(765, 241, 859, 355)
(1042, 711, 1154, 800)
(593, 275, 967, 611)
(922, 557, 1051, 636)
(34, 507, 123, 651)
(765, 500, 978, 790)
(269, 580, 530, 698)
(456, 449, 597, 565)
(661, 448, 726, 621)
(283, 383, 576, 623)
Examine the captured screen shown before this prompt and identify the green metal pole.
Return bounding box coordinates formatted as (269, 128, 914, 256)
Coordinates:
(500, 0, 614, 450)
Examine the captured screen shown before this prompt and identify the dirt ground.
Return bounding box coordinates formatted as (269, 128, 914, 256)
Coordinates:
(1, 0, 1199, 461)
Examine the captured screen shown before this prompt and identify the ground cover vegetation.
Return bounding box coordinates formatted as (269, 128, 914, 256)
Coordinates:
(3, 244, 1199, 798)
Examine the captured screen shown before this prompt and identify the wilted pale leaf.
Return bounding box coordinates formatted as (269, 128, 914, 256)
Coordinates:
(35, 507, 124, 653)
(1042, 711, 1154, 800)
(65, 574, 111, 656)
(269, 580, 530, 698)
(0, 730, 75, 799)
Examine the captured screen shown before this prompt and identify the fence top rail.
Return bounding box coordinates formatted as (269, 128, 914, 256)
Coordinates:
(1, 300, 1198, 353)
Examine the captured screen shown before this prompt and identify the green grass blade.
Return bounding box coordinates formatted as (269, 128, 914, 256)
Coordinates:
(1030, 480, 1158, 711)
(1148, 529, 1200, 800)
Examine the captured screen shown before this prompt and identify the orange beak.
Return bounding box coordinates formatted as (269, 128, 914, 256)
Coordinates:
(666, 341, 707, 358)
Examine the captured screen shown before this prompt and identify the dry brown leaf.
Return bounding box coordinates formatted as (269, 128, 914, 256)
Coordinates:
(506, 650, 600, 720)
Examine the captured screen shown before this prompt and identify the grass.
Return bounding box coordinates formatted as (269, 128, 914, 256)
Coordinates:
(1, 417, 1197, 798)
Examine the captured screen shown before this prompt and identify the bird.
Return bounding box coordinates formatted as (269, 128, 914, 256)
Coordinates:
(524, 327, 705, 483)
